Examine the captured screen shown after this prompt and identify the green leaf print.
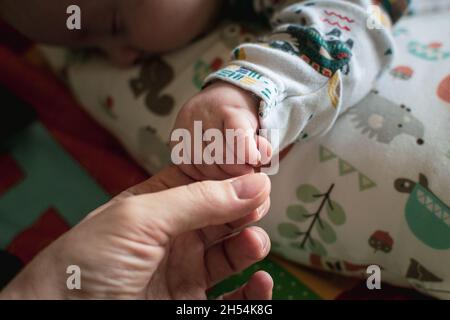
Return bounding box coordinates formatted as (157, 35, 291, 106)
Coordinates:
(315, 219, 337, 244)
(278, 223, 301, 239)
(286, 182, 346, 257)
(287, 205, 312, 222)
(307, 238, 327, 256)
(296, 185, 320, 203)
(326, 200, 346, 225)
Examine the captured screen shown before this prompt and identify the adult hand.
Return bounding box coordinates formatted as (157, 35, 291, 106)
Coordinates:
(0, 166, 272, 300)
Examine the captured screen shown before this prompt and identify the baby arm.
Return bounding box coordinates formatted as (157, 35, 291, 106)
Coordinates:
(172, 0, 410, 180)
(206, 0, 411, 154)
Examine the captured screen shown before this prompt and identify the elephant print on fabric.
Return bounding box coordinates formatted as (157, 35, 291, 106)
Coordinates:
(395, 174, 450, 250)
(350, 91, 425, 146)
(129, 57, 175, 116)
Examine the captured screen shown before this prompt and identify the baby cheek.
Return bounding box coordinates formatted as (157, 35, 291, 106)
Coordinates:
(125, 20, 175, 53)
(124, 0, 220, 54)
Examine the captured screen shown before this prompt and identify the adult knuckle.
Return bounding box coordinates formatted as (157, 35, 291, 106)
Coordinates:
(188, 181, 225, 209)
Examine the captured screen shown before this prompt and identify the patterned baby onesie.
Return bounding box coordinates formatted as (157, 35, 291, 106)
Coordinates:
(207, 0, 409, 154)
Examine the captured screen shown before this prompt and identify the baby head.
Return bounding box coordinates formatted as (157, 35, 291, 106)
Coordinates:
(1, 0, 220, 65)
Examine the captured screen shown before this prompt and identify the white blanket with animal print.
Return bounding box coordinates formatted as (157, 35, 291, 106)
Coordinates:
(40, 10, 450, 299)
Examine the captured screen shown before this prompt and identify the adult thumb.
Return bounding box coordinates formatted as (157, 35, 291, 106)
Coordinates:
(132, 173, 271, 237)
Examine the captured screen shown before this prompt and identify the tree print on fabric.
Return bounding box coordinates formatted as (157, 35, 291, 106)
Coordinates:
(279, 183, 346, 256)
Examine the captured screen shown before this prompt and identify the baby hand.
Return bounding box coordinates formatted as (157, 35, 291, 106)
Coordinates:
(171, 81, 272, 180)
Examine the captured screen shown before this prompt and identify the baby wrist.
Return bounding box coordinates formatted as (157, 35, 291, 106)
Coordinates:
(205, 64, 280, 119)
